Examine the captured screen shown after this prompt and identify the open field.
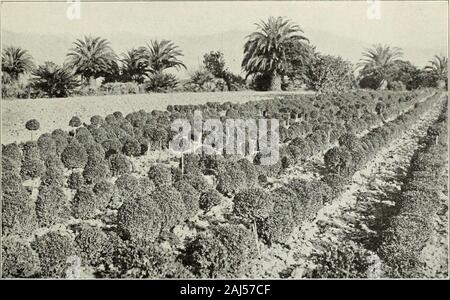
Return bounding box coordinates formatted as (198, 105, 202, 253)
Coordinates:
(1, 90, 313, 145)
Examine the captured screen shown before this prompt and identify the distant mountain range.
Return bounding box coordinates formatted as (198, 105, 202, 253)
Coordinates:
(2, 28, 445, 79)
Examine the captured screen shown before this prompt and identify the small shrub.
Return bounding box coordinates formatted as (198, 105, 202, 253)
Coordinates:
(2, 143, 22, 162)
(117, 195, 162, 242)
(152, 187, 186, 231)
(69, 116, 82, 127)
(37, 134, 57, 160)
(2, 238, 41, 278)
(257, 191, 294, 244)
(173, 180, 200, 219)
(308, 241, 373, 278)
(74, 224, 108, 267)
(72, 187, 102, 219)
(108, 153, 132, 176)
(101, 138, 123, 157)
(20, 156, 45, 180)
(25, 119, 40, 131)
(93, 180, 115, 209)
(82, 156, 111, 184)
(61, 140, 88, 169)
(36, 185, 70, 227)
(67, 171, 85, 190)
(185, 224, 256, 278)
(33, 231, 74, 278)
(148, 164, 172, 187)
(199, 188, 223, 211)
(2, 188, 37, 236)
(233, 188, 274, 222)
(90, 115, 104, 126)
(122, 137, 141, 157)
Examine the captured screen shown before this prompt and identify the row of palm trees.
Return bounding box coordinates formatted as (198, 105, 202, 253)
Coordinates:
(241, 16, 447, 91)
(1, 16, 448, 94)
(1, 37, 186, 90)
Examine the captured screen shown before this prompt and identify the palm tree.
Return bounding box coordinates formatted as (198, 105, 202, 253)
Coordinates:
(242, 16, 308, 91)
(139, 40, 186, 76)
(66, 35, 117, 86)
(358, 44, 403, 89)
(425, 55, 447, 86)
(32, 62, 80, 98)
(121, 48, 148, 83)
(1, 46, 35, 81)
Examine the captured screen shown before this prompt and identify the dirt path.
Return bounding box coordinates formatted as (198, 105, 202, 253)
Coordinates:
(254, 93, 446, 278)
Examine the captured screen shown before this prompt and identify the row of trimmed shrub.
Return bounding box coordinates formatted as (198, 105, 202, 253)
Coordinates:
(378, 99, 448, 278)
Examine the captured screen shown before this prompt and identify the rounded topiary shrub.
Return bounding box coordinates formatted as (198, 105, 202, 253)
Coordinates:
(2, 156, 20, 174)
(257, 191, 294, 245)
(2, 188, 37, 236)
(93, 180, 114, 209)
(84, 142, 106, 160)
(151, 186, 186, 231)
(122, 137, 141, 157)
(36, 185, 70, 227)
(109, 153, 132, 176)
(148, 164, 172, 187)
(91, 127, 108, 143)
(173, 180, 200, 219)
(74, 224, 108, 267)
(69, 116, 82, 127)
(2, 143, 22, 162)
(82, 156, 111, 184)
(90, 115, 104, 126)
(37, 134, 57, 160)
(20, 156, 45, 180)
(233, 188, 274, 222)
(216, 161, 247, 196)
(184, 174, 210, 192)
(2, 170, 24, 196)
(199, 188, 223, 211)
(67, 171, 85, 190)
(40, 163, 65, 188)
(75, 127, 95, 145)
(117, 195, 162, 242)
(22, 141, 40, 159)
(101, 138, 123, 158)
(72, 187, 101, 219)
(184, 224, 256, 278)
(25, 119, 40, 131)
(33, 231, 74, 278)
(61, 140, 88, 169)
(2, 238, 41, 278)
(51, 129, 69, 155)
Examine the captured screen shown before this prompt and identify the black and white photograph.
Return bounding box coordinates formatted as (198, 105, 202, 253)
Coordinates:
(0, 0, 448, 282)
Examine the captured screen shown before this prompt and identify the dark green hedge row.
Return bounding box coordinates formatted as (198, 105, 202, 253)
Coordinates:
(378, 99, 448, 278)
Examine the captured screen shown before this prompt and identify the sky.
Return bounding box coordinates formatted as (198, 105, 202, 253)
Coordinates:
(1, 1, 448, 71)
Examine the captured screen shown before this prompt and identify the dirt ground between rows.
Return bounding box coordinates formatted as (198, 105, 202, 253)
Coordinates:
(1, 90, 313, 145)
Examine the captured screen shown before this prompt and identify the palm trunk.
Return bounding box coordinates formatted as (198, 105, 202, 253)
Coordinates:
(269, 71, 282, 91)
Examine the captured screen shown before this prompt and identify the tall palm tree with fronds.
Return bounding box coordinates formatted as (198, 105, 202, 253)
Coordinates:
(32, 62, 80, 98)
(242, 16, 308, 91)
(121, 48, 148, 83)
(66, 35, 117, 86)
(357, 44, 403, 89)
(1, 46, 35, 81)
(425, 55, 447, 85)
(139, 40, 186, 76)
